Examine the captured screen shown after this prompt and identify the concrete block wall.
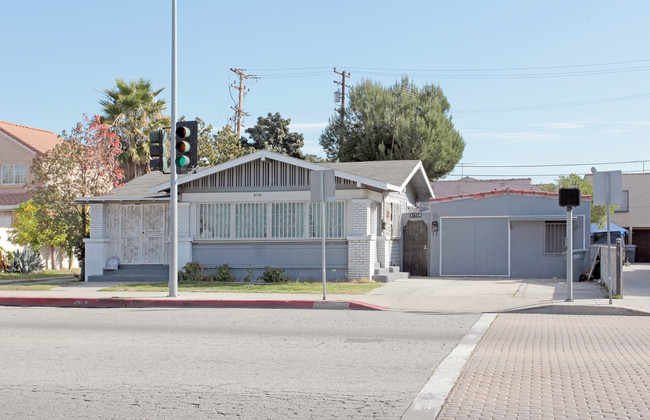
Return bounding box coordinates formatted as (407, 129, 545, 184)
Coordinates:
(347, 199, 376, 279)
(89, 203, 104, 239)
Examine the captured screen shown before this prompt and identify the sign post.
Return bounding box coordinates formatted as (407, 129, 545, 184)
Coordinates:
(558, 188, 580, 302)
(310, 169, 336, 301)
(591, 169, 623, 304)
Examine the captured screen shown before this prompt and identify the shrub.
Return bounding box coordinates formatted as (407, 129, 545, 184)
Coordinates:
(7, 248, 44, 274)
(178, 261, 205, 282)
(261, 266, 290, 283)
(214, 263, 234, 282)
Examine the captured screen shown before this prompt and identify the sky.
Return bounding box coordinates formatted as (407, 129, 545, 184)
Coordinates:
(2, 1, 649, 184)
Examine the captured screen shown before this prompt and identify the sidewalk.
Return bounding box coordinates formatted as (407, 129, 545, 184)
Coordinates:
(0, 266, 648, 313)
(403, 264, 650, 420)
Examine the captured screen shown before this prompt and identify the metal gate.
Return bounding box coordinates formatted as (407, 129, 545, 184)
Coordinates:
(403, 220, 428, 276)
(106, 203, 168, 265)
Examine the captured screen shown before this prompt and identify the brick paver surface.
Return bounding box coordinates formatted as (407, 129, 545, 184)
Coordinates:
(438, 313, 650, 419)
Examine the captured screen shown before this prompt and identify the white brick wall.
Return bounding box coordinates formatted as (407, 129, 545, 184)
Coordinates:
(347, 199, 376, 279)
(89, 203, 104, 239)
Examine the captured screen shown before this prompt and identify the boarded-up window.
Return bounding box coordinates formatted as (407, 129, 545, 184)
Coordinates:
(545, 222, 566, 254)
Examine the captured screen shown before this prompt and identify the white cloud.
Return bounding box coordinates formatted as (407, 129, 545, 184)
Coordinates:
(291, 122, 328, 130)
(530, 122, 585, 129)
(465, 130, 582, 143)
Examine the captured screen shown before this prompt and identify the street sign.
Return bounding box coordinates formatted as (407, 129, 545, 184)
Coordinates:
(310, 169, 336, 202)
(592, 170, 623, 206)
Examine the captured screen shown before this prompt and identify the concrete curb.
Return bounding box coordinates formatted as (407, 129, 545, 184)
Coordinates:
(0, 296, 388, 311)
(402, 313, 498, 419)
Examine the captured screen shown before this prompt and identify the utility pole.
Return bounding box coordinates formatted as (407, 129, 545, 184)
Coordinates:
(333, 68, 350, 150)
(333, 67, 350, 121)
(230, 68, 257, 138)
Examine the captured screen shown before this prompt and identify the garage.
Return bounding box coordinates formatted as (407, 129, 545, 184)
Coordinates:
(440, 217, 509, 276)
(427, 189, 591, 279)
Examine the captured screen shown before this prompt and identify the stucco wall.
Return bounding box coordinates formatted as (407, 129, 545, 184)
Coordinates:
(428, 194, 591, 279)
(0, 132, 36, 194)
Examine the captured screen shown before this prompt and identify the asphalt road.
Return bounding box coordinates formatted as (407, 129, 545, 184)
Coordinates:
(0, 307, 479, 419)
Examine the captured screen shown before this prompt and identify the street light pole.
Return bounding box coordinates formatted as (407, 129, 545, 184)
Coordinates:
(168, 0, 178, 297)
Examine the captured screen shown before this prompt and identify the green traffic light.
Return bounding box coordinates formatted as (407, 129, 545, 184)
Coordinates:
(176, 155, 190, 168)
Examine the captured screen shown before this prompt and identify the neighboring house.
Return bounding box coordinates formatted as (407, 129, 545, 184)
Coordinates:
(584, 173, 650, 262)
(0, 121, 62, 253)
(403, 189, 591, 279)
(79, 150, 434, 281)
(432, 177, 540, 198)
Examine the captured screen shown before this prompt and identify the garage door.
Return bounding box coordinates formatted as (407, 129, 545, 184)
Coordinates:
(440, 217, 509, 276)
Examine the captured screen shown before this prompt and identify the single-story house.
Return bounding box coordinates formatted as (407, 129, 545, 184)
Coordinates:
(405, 189, 591, 279)
(79, 150, 434, 281)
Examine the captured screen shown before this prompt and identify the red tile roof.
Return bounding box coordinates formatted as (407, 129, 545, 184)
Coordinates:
(0, 191, 33, 206)
(430, 188, 591, 202)
(0, 120, 62, 154)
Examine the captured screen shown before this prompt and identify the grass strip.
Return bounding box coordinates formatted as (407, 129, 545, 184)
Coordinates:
(100, 281, 383, 294)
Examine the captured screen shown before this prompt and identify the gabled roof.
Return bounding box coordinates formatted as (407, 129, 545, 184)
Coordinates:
(76, 171, 173, 203)
(148, 150, 434, 199)
(0, 120, 62, 154)
(430, 188, 591, 203)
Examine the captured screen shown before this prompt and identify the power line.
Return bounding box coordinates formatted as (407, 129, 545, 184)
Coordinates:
(446, 169, 650, 178)
(458, 160, 650, 168)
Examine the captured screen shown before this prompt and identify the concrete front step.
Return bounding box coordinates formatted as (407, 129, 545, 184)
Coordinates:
(88, 264, 169, 283)
(372, 266, 410, 283)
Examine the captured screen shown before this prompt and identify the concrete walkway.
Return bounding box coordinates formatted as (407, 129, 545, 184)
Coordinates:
(0, 272, 625, 313)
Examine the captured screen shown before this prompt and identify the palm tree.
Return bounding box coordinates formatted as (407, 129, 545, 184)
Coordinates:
(100, 78, 169, 180)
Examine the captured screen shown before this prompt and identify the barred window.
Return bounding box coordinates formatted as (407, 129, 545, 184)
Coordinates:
(235, 203, 267, 239)
(309, 201, 345, 239)
(198, 201, 344, 240)
(271, 202, 304, 239)
(198, 203, 231, 239)
(545, 222, 566, 254)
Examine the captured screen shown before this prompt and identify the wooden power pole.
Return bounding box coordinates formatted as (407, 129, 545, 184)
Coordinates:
(230, 68, 257, 138)
(333, 67, 350, 120)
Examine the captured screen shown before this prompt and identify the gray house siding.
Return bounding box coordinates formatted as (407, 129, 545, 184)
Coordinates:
(192, 241, 348, 281)
(509, 221, 566, 278)
(428, 193, 590, 279)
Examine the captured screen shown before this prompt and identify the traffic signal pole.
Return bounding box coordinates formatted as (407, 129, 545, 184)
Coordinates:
(169, 0, 179, 297)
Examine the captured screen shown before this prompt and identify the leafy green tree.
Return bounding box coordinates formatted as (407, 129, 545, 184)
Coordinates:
(243, 112, 305, 158)
(100, 78, 168, 180)
(320, 77, 465, 179)
(303, 154, 327, 163)
(30, 115, 124, 275)
(541, 174, 614, 226)
(198, 124, 251, 166)
(8, 200, 67, 265)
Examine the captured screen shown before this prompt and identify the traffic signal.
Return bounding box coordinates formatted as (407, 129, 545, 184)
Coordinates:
(175, 120, 198, 174)
(149, 129, 169, 172)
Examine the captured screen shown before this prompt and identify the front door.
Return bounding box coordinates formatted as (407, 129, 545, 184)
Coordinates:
(403, 220, 428, 276)
(106, 203, 168, 265)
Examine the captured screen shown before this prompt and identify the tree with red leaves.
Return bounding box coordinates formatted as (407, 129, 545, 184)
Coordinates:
(30, 114, 124, 275)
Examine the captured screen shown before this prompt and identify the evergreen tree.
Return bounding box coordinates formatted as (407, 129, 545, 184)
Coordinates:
(320, 77, 465, 179)
(243, 112, 305, 158)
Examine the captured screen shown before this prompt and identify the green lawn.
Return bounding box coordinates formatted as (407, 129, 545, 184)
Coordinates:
(100, 281, 383, 294)
(0, 269, 80, 281)
(0, 281, 79, 291)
